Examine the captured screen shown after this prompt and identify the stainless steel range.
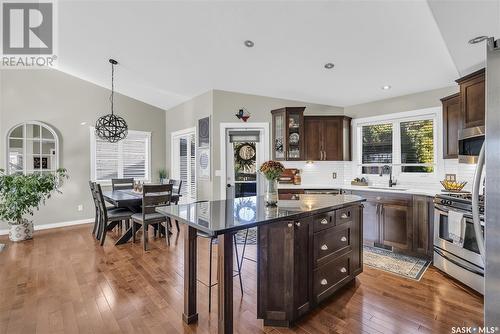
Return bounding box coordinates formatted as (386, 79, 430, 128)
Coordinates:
(433, 192, 484, 293)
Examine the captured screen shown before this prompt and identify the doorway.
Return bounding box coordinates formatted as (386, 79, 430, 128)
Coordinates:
(220, 123, 269, 200)
(171, 127, 196, 203)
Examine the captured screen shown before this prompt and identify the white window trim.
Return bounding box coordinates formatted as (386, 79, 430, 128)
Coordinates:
(170, 127, 197, 202)
(352, 107, 441, 179)
(90, 127, 152, 184)
(5, 121, 60, 175)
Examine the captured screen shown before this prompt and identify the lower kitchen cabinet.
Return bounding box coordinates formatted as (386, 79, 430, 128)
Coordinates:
(351, 190, 432, 258)
(257, 204, 363, 326)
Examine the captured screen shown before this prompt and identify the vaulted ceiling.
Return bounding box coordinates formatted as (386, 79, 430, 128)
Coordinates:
(56, 0, 500, 110)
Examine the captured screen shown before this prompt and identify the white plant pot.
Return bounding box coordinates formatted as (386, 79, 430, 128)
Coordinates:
(9, 219, 34, 242)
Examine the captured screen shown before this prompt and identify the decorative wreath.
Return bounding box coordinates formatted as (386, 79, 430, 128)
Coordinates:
(234, 142, 256, 172)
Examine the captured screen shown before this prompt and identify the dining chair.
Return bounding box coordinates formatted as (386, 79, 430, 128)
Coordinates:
(88, 181, 99, 238)
(131, 184, 173, 251)
(111, 178, 134, 191)
(94, 184, 134, 246)
(168, 179, 183, 232)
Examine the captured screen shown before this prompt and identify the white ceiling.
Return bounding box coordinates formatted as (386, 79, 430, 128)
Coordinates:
(55, 1, 498, 111)
(428, 0, 500, 76)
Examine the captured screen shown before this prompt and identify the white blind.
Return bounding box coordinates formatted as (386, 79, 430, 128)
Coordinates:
(172, 130, 196, 202)
(92, 129, 150, 182)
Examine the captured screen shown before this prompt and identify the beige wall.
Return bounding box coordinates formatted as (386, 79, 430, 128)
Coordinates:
(165, 90, 214, 200)
(0, 69, 166, 229)
(344, 86, 458, 118)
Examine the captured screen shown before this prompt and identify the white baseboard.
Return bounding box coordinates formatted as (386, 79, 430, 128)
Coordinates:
(0, 218, 93, 236)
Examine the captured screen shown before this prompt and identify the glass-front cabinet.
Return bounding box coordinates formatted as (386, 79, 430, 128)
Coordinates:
(271, 107, 305, 161)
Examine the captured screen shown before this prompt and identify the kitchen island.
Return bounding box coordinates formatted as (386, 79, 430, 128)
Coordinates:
(157, 194, 365, 334)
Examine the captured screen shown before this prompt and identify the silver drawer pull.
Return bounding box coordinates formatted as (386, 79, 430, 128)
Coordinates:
(340, 236, 347, 242)
(340, 267, 347, 273)
(295, 222, 301, 227)
(287, 223, 293, 228)
(320, 218, 328, 225)
(320, 279, 328, 286)
(340, 213, 348, 219)
(320, 244, 328, 251)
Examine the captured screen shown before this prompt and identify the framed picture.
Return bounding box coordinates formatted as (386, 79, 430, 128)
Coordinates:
(198, 147, 210, 180)
(198, 116, 210, 147)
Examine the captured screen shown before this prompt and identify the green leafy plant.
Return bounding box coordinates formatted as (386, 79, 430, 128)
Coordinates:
(158, 168, 168, 180)
(0, 168, 68, 225)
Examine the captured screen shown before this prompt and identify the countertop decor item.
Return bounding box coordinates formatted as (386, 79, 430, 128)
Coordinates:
(259, 160, 284, 206)
(440, 180, 467, 192)
(0, 168, 68, 242)
(95, 59, 128, 143)
(159, 169, 168, 184)
(351, 177, 368, 186)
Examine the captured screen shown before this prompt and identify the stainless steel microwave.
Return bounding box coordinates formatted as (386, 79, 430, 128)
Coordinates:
(458, 126, 485, 164)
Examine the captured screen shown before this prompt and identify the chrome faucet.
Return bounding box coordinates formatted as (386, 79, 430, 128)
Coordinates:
(380, 165, 397, 187)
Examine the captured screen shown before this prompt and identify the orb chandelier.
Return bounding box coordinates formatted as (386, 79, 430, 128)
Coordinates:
(95, 59, 128, 143)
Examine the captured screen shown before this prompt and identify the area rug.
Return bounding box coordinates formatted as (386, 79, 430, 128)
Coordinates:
(235, 228, 257, 245)
(363, 245, 430, 281)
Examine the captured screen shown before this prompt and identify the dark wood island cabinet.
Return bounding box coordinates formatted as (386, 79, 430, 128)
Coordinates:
(158, 194, 365, 333)
(257, 203, 363, 326)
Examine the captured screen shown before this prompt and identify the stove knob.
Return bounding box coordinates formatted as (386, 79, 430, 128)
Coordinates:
(441, 199, 446, 205)
(447, 200, 453, 205)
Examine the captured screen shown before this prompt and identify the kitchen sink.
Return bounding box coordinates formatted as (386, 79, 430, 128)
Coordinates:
(368, 186, 408, 191)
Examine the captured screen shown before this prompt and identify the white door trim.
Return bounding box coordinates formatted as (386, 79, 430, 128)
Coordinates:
(219, 122, 269, 200)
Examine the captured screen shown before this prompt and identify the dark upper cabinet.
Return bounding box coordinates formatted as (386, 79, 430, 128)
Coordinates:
(271, 107, 305, 161)
(456, 68, 485, 129)
(441, 93, 460, 159)
(304, 116, 351, 161)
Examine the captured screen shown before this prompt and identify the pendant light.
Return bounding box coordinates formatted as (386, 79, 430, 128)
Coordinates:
(95, 59, 128, 143)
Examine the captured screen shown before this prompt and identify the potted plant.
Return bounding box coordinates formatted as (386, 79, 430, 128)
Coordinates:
(158, 168, 168, 184)
(259, 160, 284, 206)
(0, 168, 68, 242)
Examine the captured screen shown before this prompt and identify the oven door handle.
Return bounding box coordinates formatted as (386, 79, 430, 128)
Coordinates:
(434, 247, 484, 276)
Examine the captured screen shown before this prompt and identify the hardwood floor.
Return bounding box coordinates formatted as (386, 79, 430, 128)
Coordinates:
(0, 224, 483, 334)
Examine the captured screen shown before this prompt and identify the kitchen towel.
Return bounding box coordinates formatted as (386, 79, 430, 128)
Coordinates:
(448, 211, 465, 246)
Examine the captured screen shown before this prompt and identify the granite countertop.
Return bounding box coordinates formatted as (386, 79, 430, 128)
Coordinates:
(278, 183, 443, 197)
(157, 194, 365, 236)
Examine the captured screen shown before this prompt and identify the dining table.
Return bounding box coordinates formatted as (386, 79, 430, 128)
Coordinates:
(102, 189, 181, 245)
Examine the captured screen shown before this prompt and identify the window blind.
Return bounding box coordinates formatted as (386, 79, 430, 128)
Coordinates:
(174, 131, 196, 202)
(92, 130, 150, 182)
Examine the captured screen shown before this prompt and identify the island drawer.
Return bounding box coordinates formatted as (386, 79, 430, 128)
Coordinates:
(313, 223, 351, 267)
(336, 206, 355, 225)
(312, 211, 335, 232)
(313, 253, 351, 304)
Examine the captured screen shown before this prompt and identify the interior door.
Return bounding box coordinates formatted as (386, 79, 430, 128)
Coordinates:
(226, 129, 263, 199)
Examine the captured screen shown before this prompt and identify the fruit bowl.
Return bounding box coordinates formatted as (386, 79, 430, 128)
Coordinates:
(440, 180, 467, 192)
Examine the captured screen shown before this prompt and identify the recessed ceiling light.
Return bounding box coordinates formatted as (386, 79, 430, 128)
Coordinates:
(80, 122, 87, 126)
(382, 85, 391, 90)
(324, 63, 335, 69)
(244, 40, 254, 48)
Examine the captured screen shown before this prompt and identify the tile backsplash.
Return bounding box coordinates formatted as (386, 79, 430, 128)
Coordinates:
(282, 159, 481, 192)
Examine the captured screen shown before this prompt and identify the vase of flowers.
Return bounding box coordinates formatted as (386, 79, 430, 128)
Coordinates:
(259, 160, 284, 206)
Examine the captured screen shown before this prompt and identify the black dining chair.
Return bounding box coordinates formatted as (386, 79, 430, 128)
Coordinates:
(168, 179, 183, 232)
(88, 181, 99, 238)
(131, 184, 173, 251)
(111, 178, 134, 191)
(94, 184, 134, 246)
